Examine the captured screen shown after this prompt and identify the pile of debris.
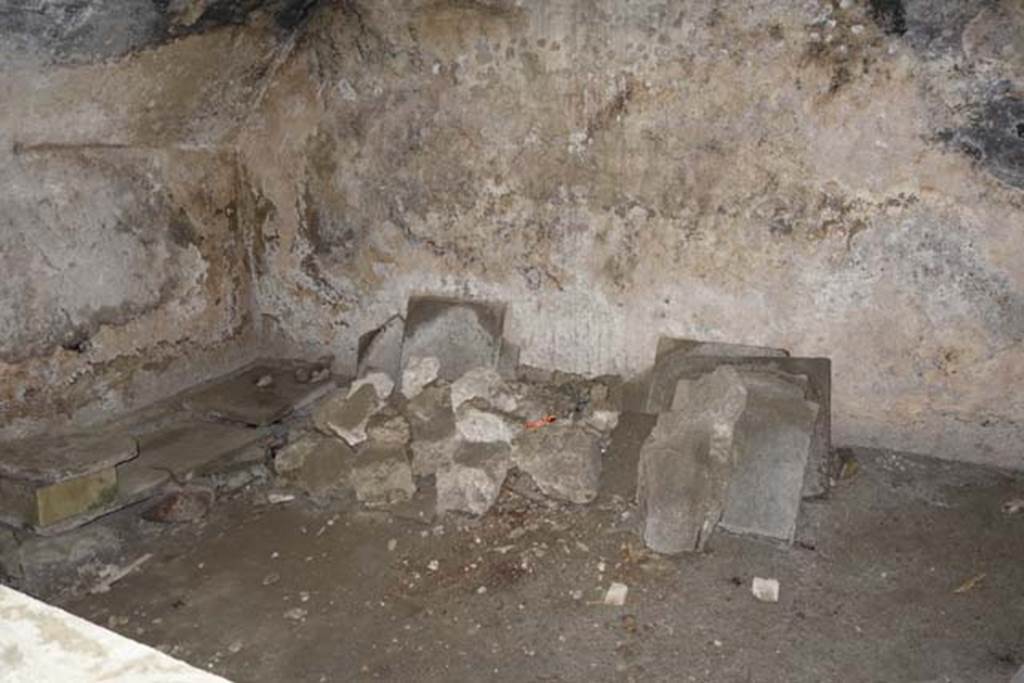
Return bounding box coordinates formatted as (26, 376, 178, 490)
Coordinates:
(274, 297, 833, 556)
(274, 297, 621, 518)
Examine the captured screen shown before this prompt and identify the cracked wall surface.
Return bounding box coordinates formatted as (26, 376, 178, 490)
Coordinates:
(239, 0, 1024, 469)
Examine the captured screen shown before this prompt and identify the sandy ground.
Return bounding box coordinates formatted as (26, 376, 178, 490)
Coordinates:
(58, 415, 1024, 683)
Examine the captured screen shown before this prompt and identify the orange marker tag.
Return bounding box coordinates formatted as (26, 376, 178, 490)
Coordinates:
(525, 415, 557, 430)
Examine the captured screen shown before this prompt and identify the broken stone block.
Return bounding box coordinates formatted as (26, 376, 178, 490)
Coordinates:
(401, 356, 441, 399)
(513, 423, 603, 504)
(366, 409, 411, 446)
(274, 434, 353, 497)
(411, 437, 459, 477)
(644, 344, 831, 498)
(350, 444, 416, 506)
(456, 404, 522, 444)
(719, 373, 819, 544)
(358, 315, 404, 380)
(637, 367, 748, 554)
(313, 383, 380, 447)
(183, 359, 334, 426)
(401, 296, 507, 381)
(436, 442, 511, 516)
(405, 384, 456, 442)
(451, 367, 517, 412)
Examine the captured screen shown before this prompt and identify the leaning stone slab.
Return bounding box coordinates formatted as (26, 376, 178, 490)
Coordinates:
(644, 344, 831, 498)
(401, 296, 507, 382)
(436, 441, 511, 516)
(513, 423, 603, 504)
(637, 367, 748, 554)
(718, 373, 819, 544)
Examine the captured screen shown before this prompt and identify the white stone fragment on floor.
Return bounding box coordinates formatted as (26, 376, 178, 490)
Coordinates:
(751, 577, 780, 603)
(603, 582, 628, 606)
(1002, 498, 1024, 514)
(0, 585, 231, 682)
(401, 356, 441, 399)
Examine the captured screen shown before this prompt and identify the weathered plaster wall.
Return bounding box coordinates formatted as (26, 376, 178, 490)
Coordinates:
(240, 0, 1024, 469)
(0, 5, 309, 437)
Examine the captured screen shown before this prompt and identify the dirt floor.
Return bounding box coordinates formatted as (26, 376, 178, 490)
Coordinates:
(55, 415, 1024, 683)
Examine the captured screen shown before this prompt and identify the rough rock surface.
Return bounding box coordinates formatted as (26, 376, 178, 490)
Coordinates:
(512, 424, 603, 504)
(366, 409, 411, 446)
(719, 373, 820, 544)
(436, 442, 511, 516)
(455, 405, 522, 444)
(349, 444, 416, 506)
(401, 356, 441, 400)
(273, 434, 353, 496)
(312, 384, 380, 447)
(638, 367, 749, 554)
(451, 367, 517, 413)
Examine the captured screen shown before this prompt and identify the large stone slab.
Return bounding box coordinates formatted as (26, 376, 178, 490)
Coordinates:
(637, 367, 748, 554)
(184, 358, 334, 426)
(401, 296, 507, 382)
(718, 374, 819, 544)
(645, 345, 831, 498)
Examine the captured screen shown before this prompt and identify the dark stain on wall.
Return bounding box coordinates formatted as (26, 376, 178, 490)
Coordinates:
(939, 88, 1024, 190)
(0, 0, 325, 64)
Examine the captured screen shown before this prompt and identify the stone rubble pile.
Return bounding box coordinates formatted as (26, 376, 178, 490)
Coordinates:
(271, 297, 832, 555)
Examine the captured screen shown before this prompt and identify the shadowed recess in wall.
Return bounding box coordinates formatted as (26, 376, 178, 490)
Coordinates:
(0, 0, 326, 63)
(938, 88, 1024, 190)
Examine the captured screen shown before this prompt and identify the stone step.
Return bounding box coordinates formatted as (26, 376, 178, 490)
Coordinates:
(0, 358, 330, 534)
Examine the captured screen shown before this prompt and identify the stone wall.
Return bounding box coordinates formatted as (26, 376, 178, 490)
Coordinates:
(239, 0, 1024, 469)
(0, 6, 303, 437)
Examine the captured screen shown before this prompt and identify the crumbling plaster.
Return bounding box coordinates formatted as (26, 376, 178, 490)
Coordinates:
(0, 5, 304, 437)
(239, 0, 1024, 469)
